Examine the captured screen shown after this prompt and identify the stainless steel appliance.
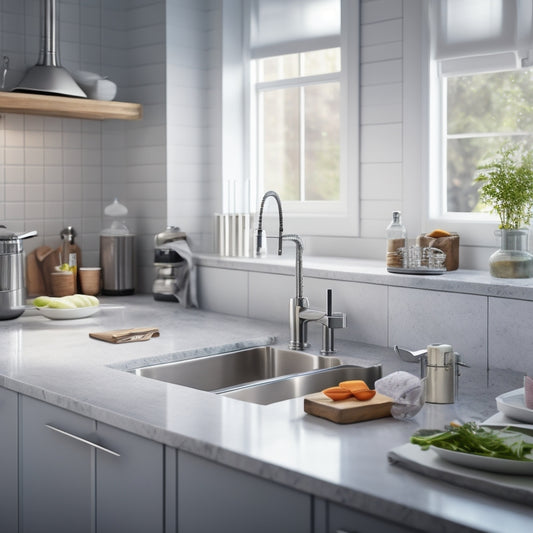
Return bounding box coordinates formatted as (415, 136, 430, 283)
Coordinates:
(153, 226, 187, 301)
(0, 226, 37, 319)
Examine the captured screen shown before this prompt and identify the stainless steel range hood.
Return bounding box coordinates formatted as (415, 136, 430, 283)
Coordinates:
(13, 0, 86, 98)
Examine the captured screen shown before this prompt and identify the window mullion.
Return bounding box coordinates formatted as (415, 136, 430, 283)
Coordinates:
(300, 85, 305, 202)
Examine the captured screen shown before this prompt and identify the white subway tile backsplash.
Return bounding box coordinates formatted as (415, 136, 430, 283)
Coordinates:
(361, 18, 402, 46)
(248, 271, 294, 323)
(362, 0, 403, 24)
(361, 163, 402, 200)
(361, 41, 402, 63)
(5, 128, 24, 147)
(197, 266, 249, 316)
(361, 103, 402, 125)
(5, 202, 24, 220)
(361, 200, 401, 220)
(5, 184, 24, 201)
(5, 148, 24, 165)
(5, 166, 24, 184)
(63, 149, 82, 167)
(43, 132, 62, 148)
(25, 166, 44, 184)
(488, 298, 533, 375)
(361, 59, 402, 86)
(44, 184, 63, 202)
(360, 124, 402, 163)
(44, 165, 63, 183)
(361, 82, 402, 106)
(25, 148, 44, 166)
(24, 184, 44, 202)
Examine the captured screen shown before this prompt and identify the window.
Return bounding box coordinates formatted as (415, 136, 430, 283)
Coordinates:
(255, 48, 341, 203)
(247, 0, 359, 236)
(428, 0, 533, 237)
(445, 69, 533, 214)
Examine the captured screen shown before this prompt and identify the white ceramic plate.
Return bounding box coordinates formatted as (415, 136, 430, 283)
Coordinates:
(496, 388, 533, 424)
(36, 305, 100, 320)
(431, 445, 533, 475)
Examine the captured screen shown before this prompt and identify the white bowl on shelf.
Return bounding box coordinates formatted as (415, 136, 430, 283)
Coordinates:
(72, 70, 117, 101)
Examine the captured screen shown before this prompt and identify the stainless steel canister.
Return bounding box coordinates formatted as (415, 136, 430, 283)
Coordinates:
(0, 227, 37, 319)
(99, 234, 135, 295)
(425, 343, 455, 404)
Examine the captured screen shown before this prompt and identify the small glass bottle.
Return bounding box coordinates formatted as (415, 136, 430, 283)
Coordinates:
(60, 226, 78, 279)
(386, 211, 406, 269)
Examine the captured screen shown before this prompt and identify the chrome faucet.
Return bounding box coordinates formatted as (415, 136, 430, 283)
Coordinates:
(256, 190, 283, 256)
(256, 191, 346, 353)
(283, 234, 346, 354)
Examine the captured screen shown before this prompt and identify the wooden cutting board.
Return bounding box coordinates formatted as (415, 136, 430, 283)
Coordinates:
(304, 391, 393, 424)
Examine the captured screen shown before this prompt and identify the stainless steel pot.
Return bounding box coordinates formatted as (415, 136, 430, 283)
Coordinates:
(0, 227, 37, 320)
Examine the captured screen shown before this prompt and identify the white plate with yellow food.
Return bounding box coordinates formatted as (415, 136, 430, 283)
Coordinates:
(33, 295, 100, 320)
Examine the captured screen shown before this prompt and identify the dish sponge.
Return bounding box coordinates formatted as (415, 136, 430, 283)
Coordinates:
(525, 376, 533, 409)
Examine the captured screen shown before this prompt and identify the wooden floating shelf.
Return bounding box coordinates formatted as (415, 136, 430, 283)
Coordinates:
(0, 91, 142, 121)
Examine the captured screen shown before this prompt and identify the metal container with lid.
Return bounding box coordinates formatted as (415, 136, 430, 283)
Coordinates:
(0, 226, 37, 319)
(99, 199, 135, 295)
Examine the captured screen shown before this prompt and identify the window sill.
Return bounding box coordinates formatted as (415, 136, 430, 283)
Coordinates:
(194, 253, 533, 302)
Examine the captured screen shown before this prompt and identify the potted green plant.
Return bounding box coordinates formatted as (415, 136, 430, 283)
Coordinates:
(475, 145, 533, 278)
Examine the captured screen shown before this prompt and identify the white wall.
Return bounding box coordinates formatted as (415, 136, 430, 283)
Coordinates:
(0, 0, 192, 292)
(0, 0, 499, 298)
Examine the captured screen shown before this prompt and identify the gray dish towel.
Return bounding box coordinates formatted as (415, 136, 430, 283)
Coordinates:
(160, 239, 198, 308)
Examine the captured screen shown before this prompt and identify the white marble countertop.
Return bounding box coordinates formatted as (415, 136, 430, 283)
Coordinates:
(1, 295, 532, 532)
(196, 253, 533, 301)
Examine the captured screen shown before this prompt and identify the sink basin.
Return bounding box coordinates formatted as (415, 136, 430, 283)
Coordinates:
(131, 345, 342, 392)
(221, 365, 383, 405)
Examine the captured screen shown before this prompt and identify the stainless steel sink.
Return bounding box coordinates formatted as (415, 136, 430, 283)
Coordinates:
(220, 364, 383, 405)
(131, 345, 342, 392)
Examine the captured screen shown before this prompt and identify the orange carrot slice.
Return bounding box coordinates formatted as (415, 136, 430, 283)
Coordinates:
(338, 380, 369, 392)
(353, 389, 376, 401)
(322, 386, 353, 401)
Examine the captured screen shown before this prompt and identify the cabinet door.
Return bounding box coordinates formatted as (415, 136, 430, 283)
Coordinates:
(96, 422, 164, 533)
(20, 396, 95, 533)
(177, 450, 312, 533)
(0, 387, 18, 533)
(329, 502, 419, 533)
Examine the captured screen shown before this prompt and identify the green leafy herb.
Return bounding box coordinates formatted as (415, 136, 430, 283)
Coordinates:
(475, 144, 533, 230)
(411, 422, 533, 461)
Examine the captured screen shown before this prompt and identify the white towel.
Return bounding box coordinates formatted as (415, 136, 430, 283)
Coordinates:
(375, 371, 425, 420)
(159, 239, 198, 308)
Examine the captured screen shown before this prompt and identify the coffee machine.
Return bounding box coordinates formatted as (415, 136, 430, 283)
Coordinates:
(153, 226, 187, 301)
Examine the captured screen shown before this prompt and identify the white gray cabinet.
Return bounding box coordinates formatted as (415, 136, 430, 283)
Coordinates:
(177, 450, 312, 533)
(20, 396, 164, 533)
(0, 387, 18, 533)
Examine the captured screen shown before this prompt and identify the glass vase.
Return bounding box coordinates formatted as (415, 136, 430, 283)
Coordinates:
(489, 229, 533, 278)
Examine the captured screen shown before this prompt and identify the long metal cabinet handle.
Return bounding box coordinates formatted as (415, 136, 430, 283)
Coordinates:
(45, 424, 120, 457)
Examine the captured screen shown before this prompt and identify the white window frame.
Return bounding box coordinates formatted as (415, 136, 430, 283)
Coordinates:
(247, 0, 360, 237)
(419, 1, 525, 248)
